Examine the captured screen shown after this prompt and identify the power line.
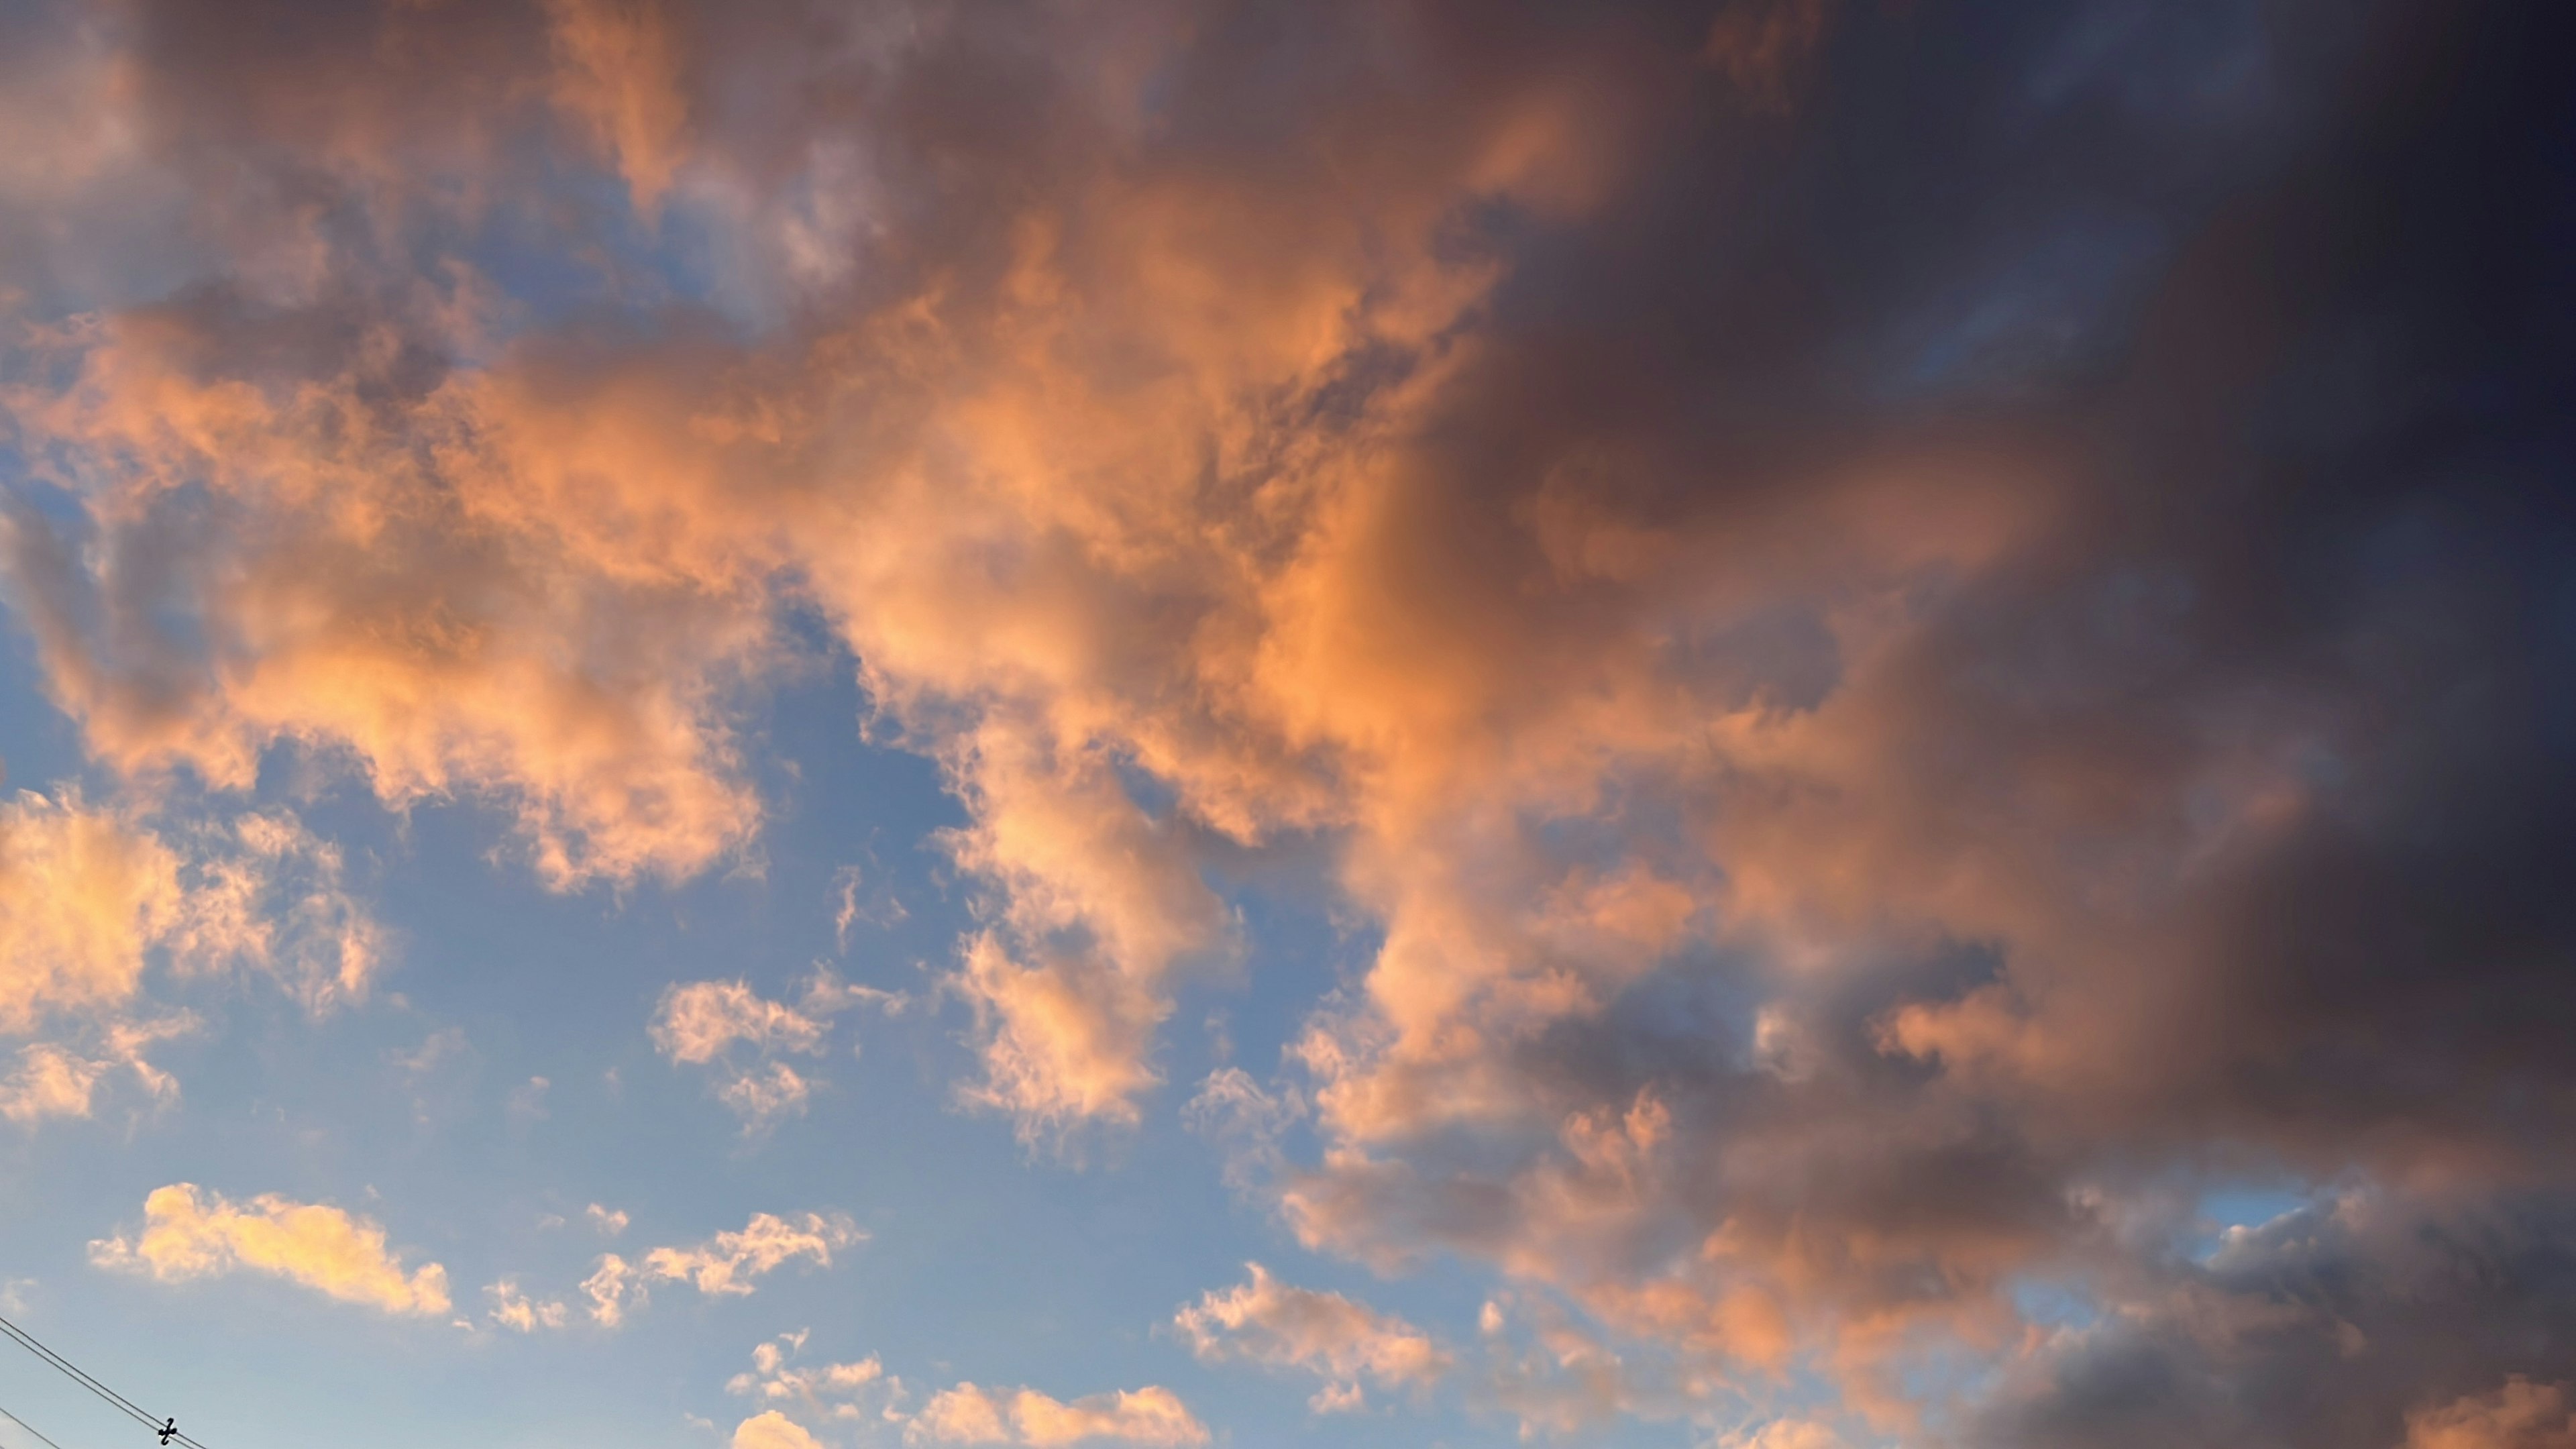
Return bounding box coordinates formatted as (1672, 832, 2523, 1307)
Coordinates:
(0, 1399, 71, 1449)
(0, 1313, 210, 1449)
(0, 1318, 158, 1432)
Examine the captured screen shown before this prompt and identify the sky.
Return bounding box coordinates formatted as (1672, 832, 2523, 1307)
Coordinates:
(1, 1, 2573, 1447)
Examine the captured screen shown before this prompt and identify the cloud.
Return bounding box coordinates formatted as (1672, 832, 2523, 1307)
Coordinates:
(1962, 1191, 2576, 1449)
(731, 1411, 824, 1449)
(952, 935, 1165, 1142)
(1, 786, 380, 1112)
(9, 0, 2576, 1438)
(0, 1043, 107, 1124)
(905, 1384, 1206, 1448)
(728, 1332, 899, 1426)
(642, 1212, 864, 1298)
(652, 975, 901, 1129)
(2406, 1380, 2576, 1449)
(540, 0, 692, 213)
(1182, 1069, 1306, 1194)
(580, 1253, 639, 1328)
(89, 1183, 450, 1316)
(653, 981, 828, 1065)
(586, 1203, 629, 1238)
(0, 1019, 187, 1126)
(485, 1277, 568, 1333)
(1175, 1263, 1447, 1411)
(0, 788, 184, 1030)
(1, 309, 770, 888)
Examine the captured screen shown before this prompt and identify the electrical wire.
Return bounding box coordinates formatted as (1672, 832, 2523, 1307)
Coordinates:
(0, 1319, 157, 1432)
(0, 1313, 211, 1449)
(0, 1399, 72, 1449)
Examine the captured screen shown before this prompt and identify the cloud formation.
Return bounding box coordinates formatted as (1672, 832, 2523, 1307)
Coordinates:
(89, 1183, 451, 1316)
(485, 1277, 569, 1333)
(6, 0, 2575, 1440)
(1175, 1263, 1447, 1413)
(653, 974, 902, 1128)
(731, 1412, 825, 1449)
(905, 1384, 1206, 1448)
(2406, 1381, 2576, 1449)
(640, 1211, 863, 1298)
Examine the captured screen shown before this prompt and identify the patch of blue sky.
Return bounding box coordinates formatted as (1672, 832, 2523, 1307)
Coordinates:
(2190, 1182, 2315, 1262)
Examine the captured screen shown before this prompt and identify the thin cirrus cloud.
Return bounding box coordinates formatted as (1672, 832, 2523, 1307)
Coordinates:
(0, 0, 2569, 1444)
(88, 1183, 451, 1317)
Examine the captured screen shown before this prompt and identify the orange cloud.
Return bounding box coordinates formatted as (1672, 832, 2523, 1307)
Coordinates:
(1176, 1263, 1448, 1412)
(0, 1042, 107, 1124)
(731, 1411, 824, 1449)
(89, 1183, 450, 1316)
(906, 1383, 1207, 1448)
(2406, 1381, 2576, 1449)
(0, 788, 182, 1029)
(541, 0, 692, 213)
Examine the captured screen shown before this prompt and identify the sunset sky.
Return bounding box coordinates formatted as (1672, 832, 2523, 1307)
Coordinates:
(2, 1, 2573, 1447)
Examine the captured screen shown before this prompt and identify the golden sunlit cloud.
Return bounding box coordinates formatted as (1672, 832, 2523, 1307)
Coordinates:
(731, 1411, 825, 1449)
(906, 1383, 1208, 1448)
(89, 1183, 451, 1316)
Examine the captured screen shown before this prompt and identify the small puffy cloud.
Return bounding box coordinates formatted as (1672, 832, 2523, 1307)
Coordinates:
(731, 1411, 825, 1449)
(89, 1183, 450, 1316)
(729, 1332, 897, 1424)
(714, 1061, 813, 1128)
(653, 978, 897, 1130)
(581, 1253, 639, 1328)
(1, 1044, 106, 1125)
(2404, 1380, 2576, 1449)
(0, 789, 182, 1030)
(953, 936, 1164, 1142)
(643, 1212, 864, 1298)
(586, 1203, 630, 1238)
(485, 1278, 568, 1333)
(653, 981, 827, 1064)
(1, 790, 379, 1122)
(906, 1384, 1207, 1447)
(1175, 1263, 1447, 1411)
